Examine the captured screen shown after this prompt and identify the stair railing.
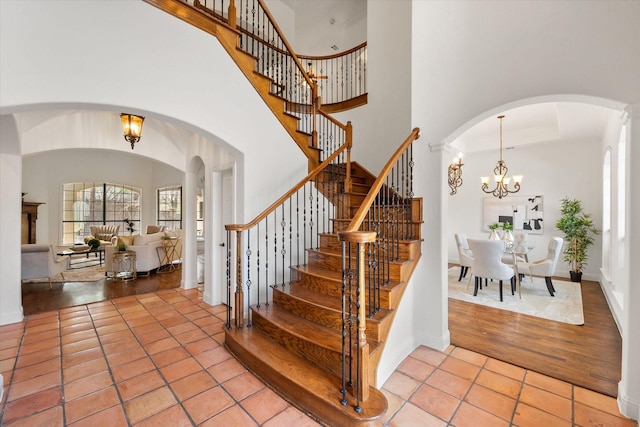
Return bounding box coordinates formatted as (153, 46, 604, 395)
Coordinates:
(337, 127, 420, 411)
(224, 131, 352, 329)
(169, 0, 364, 161)
(298, 42, 368, 110)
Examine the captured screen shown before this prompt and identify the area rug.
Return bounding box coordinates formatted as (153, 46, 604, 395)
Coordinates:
(448, 267, 584, 325)
(22, 264, 106, 283)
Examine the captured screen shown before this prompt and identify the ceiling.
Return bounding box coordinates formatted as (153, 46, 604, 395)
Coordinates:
(451, 102, 619, 154)
(278, 1, 621, 155)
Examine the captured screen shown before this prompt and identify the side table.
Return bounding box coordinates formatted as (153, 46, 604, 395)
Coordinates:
(112, 250, 137, 281)
(157, 237, 181, 273)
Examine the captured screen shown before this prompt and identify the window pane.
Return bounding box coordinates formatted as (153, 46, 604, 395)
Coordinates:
(62, 182, 141, 244)
(157, 186, 182, 231)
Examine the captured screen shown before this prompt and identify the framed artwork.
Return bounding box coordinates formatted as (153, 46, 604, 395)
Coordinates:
(483, 195, 544, 234)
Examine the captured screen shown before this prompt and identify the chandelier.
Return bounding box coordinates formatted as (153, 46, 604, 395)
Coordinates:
(448, 152, 463, 195)
(481, 115, 523, 199)
(120, 113, 145, 150)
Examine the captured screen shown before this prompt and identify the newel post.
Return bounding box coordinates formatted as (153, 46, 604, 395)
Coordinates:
(338, 230, 376, 408)
(227, 0, 236, 29)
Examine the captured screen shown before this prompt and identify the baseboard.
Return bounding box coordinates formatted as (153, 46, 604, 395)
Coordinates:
(376, 336, 419, 388)
(618, 382, 640, 422)
(0, 306, 23, 326)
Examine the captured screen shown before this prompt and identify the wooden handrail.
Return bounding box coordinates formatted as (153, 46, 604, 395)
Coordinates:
(226, 141, 349, 232)
(297, 42, 367, 61)
(255, 0, 314, 88)
(342, 128, 420, 234)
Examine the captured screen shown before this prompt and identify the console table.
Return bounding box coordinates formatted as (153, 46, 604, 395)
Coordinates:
(112, 250, 137, 281)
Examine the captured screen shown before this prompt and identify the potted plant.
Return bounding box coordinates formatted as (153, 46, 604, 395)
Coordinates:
(555, 197, 599, 282)
(87, 238, 101, 249)
(488, 223, 501, 240)
(124, 218, 136, 235)
(117, 242, 127, 252)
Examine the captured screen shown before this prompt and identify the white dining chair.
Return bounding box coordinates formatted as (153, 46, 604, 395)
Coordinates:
(517, 237, 563, 297)
(468, 238, 516, 302)
(454, 233, 473, 282)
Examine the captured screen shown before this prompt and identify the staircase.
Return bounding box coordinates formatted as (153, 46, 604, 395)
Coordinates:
(224, 162, 422, 426)
(143, 1, 422, 425)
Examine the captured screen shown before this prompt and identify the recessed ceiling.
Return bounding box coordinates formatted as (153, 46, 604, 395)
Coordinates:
(451, 102, 618, 154)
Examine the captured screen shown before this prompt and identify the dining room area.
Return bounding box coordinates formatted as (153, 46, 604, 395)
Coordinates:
(444, 104, 624, 400)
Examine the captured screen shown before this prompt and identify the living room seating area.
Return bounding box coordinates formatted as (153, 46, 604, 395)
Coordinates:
(105, 229, 183, 276)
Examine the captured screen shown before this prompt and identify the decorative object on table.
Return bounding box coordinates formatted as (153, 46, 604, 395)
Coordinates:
(501, 222, 514, 249)
(488, 223, 501, 240)
(87, 238, 101, 249)
(448, 152, 464, 195)
(483, 195, 544, 235)
(555, 197, 599, 282)
(120, 113, 145, 150)
(70, 245, 90, 252)
(481, 115, 523, 199)
(117, 243, 127, 252)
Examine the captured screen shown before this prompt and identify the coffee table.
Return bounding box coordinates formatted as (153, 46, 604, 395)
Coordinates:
(57, 246, 105, 269)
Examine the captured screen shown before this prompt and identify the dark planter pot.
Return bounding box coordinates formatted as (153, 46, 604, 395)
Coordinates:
(570, 271, 582, 282)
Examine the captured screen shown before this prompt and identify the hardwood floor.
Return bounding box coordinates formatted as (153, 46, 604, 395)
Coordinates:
(20, 267, 622, 398)
(449, 274, 622, 397)
(20, 269, 183, 316)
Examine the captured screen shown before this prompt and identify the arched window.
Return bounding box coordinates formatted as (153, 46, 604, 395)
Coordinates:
(62, 182, 141, 244)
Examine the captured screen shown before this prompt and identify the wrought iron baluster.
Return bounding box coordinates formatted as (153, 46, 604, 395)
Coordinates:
(226, 230, 231, 329)
(280, 204, 287, 289)
(245, 229, 252, 327)
(256, 223, 261, 308)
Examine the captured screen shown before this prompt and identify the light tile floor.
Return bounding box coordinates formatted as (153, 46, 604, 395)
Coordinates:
(0, 288, 637, 426)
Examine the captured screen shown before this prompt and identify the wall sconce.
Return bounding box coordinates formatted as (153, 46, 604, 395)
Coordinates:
(448, 152, 463, 195)
(120, 113, 145, 150)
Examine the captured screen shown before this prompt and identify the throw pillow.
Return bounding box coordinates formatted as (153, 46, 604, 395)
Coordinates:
(96, 233, 113, 241)
(117, 235, 136, 246)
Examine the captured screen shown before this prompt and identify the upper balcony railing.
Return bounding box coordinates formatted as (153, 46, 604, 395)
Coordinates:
(189, 0, 367, 110)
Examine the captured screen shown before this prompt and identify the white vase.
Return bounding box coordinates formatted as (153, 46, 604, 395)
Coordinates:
(489, 230, 501, 240)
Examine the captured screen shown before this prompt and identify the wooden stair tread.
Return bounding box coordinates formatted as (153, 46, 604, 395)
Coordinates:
(254, 304, 380, 353)
(278, 284, 392, 323)
(225, 327, 387, 426)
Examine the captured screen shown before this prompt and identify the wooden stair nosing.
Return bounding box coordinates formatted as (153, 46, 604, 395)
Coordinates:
(273, 285, 391, 342)
(224, 327, 387, 427)
(251, 305, 381, 377)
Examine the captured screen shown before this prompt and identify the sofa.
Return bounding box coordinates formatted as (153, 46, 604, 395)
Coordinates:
(84, 225, 119, 246)
(105, 229, 182, 276)
(21, 244, 70, 289)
